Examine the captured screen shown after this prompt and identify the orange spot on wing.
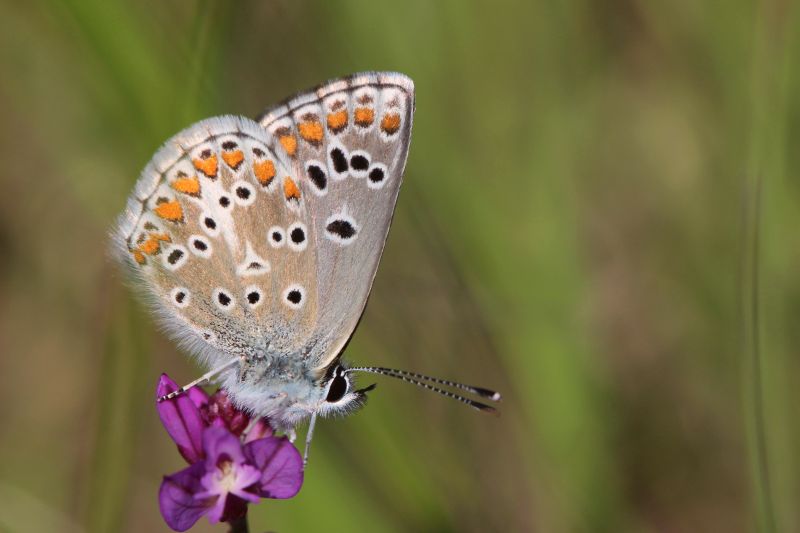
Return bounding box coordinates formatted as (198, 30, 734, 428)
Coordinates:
(381, 113, 401, 135)
(298, 121, 324, 144)
(142, 238, 162, 255)
(171, 176, 200, 196)
(138, 233, 170, 255)
(354, 107, 374, 127)
(139, 239, 159, 254)
(221, 150, 244, 170)
(279, 135, 298, 157)
(192, 155, 218, 178)
(283, 176, 301, 201)
(327, 110, 348, 133)
(131, 249, 146, 264)
(154, 200, 184, 222)
(253, 160, 276, 187)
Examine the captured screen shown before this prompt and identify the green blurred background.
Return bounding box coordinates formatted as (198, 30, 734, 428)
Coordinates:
(1, 1, 799, 531)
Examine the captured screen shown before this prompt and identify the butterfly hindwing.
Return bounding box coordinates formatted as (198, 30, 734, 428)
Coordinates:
(114, 116, 320, 369)
(258, 72, 415, 373)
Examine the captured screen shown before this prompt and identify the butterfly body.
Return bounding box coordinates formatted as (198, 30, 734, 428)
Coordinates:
(114, 73, 414, 430)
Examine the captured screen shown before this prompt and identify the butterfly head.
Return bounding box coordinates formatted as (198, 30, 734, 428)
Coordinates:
(315, 363, 377, 418)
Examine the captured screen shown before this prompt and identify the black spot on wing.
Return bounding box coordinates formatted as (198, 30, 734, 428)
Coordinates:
(167, 249, 184, 265)
(350, 154, 369, 171)
(330, 148, 348, 173)
(307, 164, 327, 190)
(290, 227, 305, 244)
(326, 219, 356, 239)
(287, 290, 302, 304)
(369, 167, 385, 183)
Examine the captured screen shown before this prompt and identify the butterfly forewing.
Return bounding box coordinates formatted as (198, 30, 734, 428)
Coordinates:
(258, 72, 414, 372)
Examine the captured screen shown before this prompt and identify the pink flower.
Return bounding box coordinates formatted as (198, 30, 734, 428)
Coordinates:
(155, 375, 303, 531)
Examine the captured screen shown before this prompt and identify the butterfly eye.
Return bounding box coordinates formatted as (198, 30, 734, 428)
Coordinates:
(326, 370, 349, 403)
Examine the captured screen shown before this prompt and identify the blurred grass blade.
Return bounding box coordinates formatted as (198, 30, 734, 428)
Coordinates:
(85, 289, 149, 533)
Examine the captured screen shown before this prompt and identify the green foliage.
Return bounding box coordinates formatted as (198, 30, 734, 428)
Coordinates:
(0, 1, 798, 531)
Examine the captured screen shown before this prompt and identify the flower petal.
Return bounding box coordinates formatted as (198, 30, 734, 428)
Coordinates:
(243, 418, 274, 443)
(202, 426, 246, 468)
(156, 374, 205, 463)
(203, 483, 227, 524)
(229, 464, 263, 502)
(197, 480, 253, 523)
(187, 386, 210, 409)
(202, 390, 251, 436)
(159, 462, 213, 532)
(245, 436, 304, 499)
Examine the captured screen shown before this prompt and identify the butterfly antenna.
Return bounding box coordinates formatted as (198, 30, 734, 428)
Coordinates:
(348, 366, 501, 413)
(157, 358, 241, 402)
(353, 366, 503, 401)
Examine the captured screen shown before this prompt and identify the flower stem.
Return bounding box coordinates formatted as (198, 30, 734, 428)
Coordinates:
(227, 515, 249, 533)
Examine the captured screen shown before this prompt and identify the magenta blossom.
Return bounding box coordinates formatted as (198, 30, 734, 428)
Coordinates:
(156, 374, 303, 531)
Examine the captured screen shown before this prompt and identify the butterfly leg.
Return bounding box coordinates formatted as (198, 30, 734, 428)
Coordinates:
(157, 357, 242, 402)
(302, 411, 318, 469)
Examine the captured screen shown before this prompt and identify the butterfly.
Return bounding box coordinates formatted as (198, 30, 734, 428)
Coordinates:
(113, 72, 500, 464)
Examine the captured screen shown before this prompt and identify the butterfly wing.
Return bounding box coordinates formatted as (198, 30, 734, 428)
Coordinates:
(114, 72, 414, 381)
(257, 72, 415, 373)
(113, 116, 322, 370)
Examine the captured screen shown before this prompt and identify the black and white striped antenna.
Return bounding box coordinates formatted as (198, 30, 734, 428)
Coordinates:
(347, 366, 501, 413)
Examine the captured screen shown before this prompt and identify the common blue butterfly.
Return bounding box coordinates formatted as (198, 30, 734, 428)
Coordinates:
(113, 72, 500, 464)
